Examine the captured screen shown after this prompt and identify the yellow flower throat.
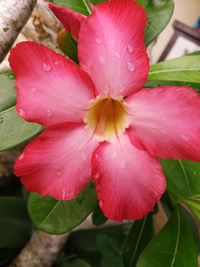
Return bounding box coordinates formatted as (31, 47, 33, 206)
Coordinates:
(86, 97, 128, 139)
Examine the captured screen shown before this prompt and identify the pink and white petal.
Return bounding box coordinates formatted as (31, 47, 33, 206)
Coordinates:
(78, 0, 149, 97)
(92, 134, 166, 221)
(9, 42, 95, 127)
(15, 123, 98, 200)
(126, 86, 200, 161)
(49, 3, 85, 40)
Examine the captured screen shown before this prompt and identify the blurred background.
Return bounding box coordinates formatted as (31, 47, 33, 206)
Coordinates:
(150, 0, 200, 63)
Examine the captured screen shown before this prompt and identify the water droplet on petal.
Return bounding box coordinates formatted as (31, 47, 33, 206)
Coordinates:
(120, 161, 125, 169)
(181, 134, 188, 141)
(0, 117, 4, 123)
(111, 152, 117, 159)
(127, 61, 135, 72)
(56, 170, 62, 177)
(114, 52, 120, 58)
(54, 61, 60, 65)
(99, 200, 103, 209)
(18, 152, 25, 160)
(43, 62, 51, 72)
(100, 56, 106, 64)
(94, 173, 100, 180)
(18, 108, 26, 118)
(127, 44, 134, 54)
(95, 38, 102, 44)
(31, 87, 36, 92)
(46, 109, 52, 117)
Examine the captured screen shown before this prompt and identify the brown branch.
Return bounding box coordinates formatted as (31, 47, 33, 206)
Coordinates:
(0, 0, 37, 63)
(9, 218, 96, 267)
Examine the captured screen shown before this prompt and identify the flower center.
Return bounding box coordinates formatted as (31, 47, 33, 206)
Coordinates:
(85, 97, 128, 139)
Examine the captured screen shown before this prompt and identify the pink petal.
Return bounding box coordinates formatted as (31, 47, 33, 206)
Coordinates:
(9, 42, 95, 127)
(126, 86, 200, 161)
(92, 134, 166, 221)
(15, 123, 98, 200)
(78, 0, 149, 97)
(49, 3, 85, 40)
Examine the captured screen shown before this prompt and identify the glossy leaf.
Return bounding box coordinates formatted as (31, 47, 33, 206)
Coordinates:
(145, 80, 200, 92)
(0, 107, 42, 151)
(0, 72, 42, 151)
(136, 208, 198, 267)
(144, 0, 174, 45)
(122, 214, 153, 267)
(28, 183, 97, 234)
(148, 55, 200, 85)
(162, 159, 200, 219)
(0, 72, 16, 112)
(0, 197, 31, 248)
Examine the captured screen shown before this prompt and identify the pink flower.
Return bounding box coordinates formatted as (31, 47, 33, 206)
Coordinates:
(9, 0, 200, 221)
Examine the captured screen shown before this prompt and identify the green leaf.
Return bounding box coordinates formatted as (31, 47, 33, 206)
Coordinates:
(0, 107, 42, 151)
(162, 159, 200, 202)
(0, 197, 31, 248)
(148, 55, 200, 86)
(162, 159, 200, 220)
(145, 80, 200, 92)
(0, 72, 16, 112)
(52, 0, 106, 15)
(0, 72, 42, 151)
(92, 205, 107, 226)
(28, 183, 97, 234)
(136, 207, 198, 267)
(162, 159, 200, 219)
(122, 214, 153, 267)
(144, 0, 174, 46)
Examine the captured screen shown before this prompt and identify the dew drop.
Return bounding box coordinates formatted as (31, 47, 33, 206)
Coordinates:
(127, 44, 134, 54)
(100, 56, 106, 64)
(54, 61, 60, 65)
(18, 108, 26, 118)
(114, 52, 120, 58)
(31, 87, 36, 92)
(120, 161, 125, 169)
(99, 200, 103, 209)
(56, 170, 62, 177)
(94, 173, 100, 180)
(127, 61, 135, 72)
(111, 152, 117, 159)
(43, 62, 51, 72)
(181, 134, 188, 141)
(18, 152, 25, 160)
(0, 117, 4, 123)
(95, 38, 102, 44)
(46, 109, 52, 117)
